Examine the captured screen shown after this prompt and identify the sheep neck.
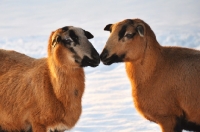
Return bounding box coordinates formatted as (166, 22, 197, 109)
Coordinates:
(48, 58, 85, 105)
(125, 37, 161, 88)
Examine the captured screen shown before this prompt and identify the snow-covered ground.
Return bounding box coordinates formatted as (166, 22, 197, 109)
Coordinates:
(0, 0, 200, 131)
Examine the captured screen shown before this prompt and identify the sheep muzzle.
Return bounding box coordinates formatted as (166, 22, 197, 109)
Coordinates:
(80, 48, 100, 67)
(100, 49, 125, 65)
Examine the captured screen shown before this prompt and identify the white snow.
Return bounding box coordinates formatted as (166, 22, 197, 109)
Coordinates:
(0, 0, 200, 131)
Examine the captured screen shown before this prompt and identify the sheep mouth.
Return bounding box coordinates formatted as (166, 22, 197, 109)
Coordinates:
(101, 54, 125, 65)
(80, 56, 100, 67)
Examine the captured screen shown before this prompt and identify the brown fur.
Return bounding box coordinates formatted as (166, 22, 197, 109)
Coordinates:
(101, 18, 200, 132)
(0, 26, 98, 132)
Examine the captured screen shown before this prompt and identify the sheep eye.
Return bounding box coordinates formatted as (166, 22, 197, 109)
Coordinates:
(63, 38, 72, 44)
(66, 39, 72, 43)
(73, 37, 78, 40)
(125, 33, 135, 39)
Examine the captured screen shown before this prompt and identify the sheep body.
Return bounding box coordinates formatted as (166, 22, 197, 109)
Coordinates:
(126, 46, 200, 125)
(101, 18, 200, 131)
(0, 26, 100, 132)
(0, 49, 83, 132)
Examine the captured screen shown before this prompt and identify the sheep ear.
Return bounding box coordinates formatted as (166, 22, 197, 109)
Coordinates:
(104, 24, 112, 32)
(84, 30, 94, 39)
(136, 25, 144, 37)
(52, 35, 61, 47)
(55, 35, 62, 43)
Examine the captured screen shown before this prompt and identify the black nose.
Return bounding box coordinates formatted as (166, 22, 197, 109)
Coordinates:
(100, 49, 109, 61)
(92, 49, 100, 60)
(91, 49, 100, 64)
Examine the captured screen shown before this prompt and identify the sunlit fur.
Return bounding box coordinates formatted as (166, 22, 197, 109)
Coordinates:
(101, 18, 200, 132)
(0, 26, 98, 132)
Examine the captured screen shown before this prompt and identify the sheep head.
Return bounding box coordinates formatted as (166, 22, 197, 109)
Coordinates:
(100, 18, 155, 65)
(49, 26, 100, 67)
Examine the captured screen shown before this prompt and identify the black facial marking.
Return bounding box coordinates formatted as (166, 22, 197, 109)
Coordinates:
(101, 52, 125, 65)
(104, 24, 113, 32)
(62, 26, 69, 32)
(100, 49, 109, 61)
(174, 113, 200, 131)
(91, 48, 100, 63)
(118, 25, 127, 41)
(118, 19, 135, 41)
(69, 47, 76, 54)
(62, 39, 72, 47)
(81, 55, 100, 67)
(69, 30, 79, 45)
(84, 30, 94, 39)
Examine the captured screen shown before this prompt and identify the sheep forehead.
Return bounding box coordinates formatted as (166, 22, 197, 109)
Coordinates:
(110, 19, 145, 39)
(114, 18, 144, 30)
(109, 19, 134, 40)
(68, 27, 84, 36)
(111, 19, 133, 34)
(115, 19, 134, 27)
(53, 26, 84, 39)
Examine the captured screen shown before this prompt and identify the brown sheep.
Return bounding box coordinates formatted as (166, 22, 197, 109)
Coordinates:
(100, 18, 200, 132)
(0, 26, 100, 132)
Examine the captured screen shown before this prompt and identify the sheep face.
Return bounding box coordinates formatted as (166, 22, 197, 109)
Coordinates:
(100, 19, 146, 65)
(51, 26, 100, 67)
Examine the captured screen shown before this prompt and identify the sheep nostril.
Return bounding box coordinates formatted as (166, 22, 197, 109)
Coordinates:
(100, 49, 109, 60)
